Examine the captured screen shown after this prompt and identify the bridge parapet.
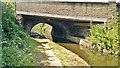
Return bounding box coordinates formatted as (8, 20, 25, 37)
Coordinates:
(16, 1, 116, 22)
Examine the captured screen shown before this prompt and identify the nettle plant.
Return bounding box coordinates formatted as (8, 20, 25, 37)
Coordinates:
(86, 14, 119, 55)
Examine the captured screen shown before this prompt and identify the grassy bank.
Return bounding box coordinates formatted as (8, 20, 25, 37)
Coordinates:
(31, 17, 89, 66)
(25, 37, 49, 66)
(2, 37, 36, 66)
(31, 23, 46, 36)
(2, 36, 50, 66)
(47, 40, 89, 66)
(1, 2, 48, 66)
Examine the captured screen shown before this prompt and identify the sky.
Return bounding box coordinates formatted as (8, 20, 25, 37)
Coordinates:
(58, 0, 120, 2)
(116, 0, 120, 2)
(2, 0, 120, 3)
(59, 0, 108, 2)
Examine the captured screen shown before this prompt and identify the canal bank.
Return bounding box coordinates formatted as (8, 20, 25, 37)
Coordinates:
(59, 43, 118, 66)
(31, 33, 118, 67)
(52, 37, 118, 66)
(30, 23, 119, 67)
(32, 38, 90, 66)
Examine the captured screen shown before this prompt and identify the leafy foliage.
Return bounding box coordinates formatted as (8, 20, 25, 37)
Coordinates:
(2, 2, 26, 47)
(86, 13, 120, 55)
(1, 2, 37, 66)
(31, 23, 46, 36)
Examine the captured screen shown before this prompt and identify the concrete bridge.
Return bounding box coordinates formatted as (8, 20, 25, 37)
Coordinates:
(16, 1, 116, 43)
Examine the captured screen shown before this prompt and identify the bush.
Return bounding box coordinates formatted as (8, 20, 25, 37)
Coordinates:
(86, 14, 119, 55)
(2, 2, 26, 47)
(1, 2, 37, 66)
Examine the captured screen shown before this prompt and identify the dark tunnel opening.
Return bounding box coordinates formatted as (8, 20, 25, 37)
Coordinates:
(52, 25, 76, 43)
(30, 23, 73, 43)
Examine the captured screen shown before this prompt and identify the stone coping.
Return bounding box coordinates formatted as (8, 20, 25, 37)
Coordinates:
(16, 11, 107, 22)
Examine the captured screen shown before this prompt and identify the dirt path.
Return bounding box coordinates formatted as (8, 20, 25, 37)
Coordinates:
(32, 38, 89, 67)
(35, 41, 50, 66)
(33, 38, 63, 66)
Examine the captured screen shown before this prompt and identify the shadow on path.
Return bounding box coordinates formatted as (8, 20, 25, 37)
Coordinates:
(30, 32, 46, 39)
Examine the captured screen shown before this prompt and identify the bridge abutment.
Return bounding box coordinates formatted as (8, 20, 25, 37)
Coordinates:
(16, 1, 117, 43)
(16, 15, 105, 43)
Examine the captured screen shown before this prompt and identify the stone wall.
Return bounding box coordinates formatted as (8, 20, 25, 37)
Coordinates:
(16, 2, 116, 21)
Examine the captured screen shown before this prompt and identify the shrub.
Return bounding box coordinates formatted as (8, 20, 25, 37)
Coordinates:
(2, 2, 26, 47)
(1, 1, 37, 66)
(86, 13, 119, 55)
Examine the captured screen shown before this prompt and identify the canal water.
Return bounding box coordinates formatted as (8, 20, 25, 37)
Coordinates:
(58, 43, 118, 66)
(30, 32, 118, 66)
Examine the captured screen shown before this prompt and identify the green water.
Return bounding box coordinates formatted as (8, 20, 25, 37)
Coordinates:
(59, 43, 119, 66)
(31, 23, 119, 66)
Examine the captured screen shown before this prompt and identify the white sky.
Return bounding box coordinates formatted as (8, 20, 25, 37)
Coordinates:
(58, 0, 119, 2)
(59, 0, 109, 2)
(116, 0, 120, 2)
(2, 0, 120, 3)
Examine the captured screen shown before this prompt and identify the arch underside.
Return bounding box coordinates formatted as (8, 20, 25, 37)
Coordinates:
(22, 15, 68, 41)
(21, 15, 102, 43)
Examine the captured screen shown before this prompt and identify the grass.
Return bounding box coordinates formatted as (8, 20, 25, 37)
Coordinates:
(31, 24, 41, 34)
(47, 40, 89, 66)
(25, 37, 50, 66)
(31, 23, 89, 66)
(29, 38, 49, 66)
(31, 23, 45, 36)
(2, 37, 49, 66)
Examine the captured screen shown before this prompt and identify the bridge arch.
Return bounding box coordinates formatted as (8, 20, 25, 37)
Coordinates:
(30, 21, 68, 41)
(21, 15, 69, 41)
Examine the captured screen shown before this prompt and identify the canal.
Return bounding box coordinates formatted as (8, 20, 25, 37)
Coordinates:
(31, 32, 118, 66)
(31, 23, 119, 67)
(52, 36, 118, 66)
(58, 43, 118, 66)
